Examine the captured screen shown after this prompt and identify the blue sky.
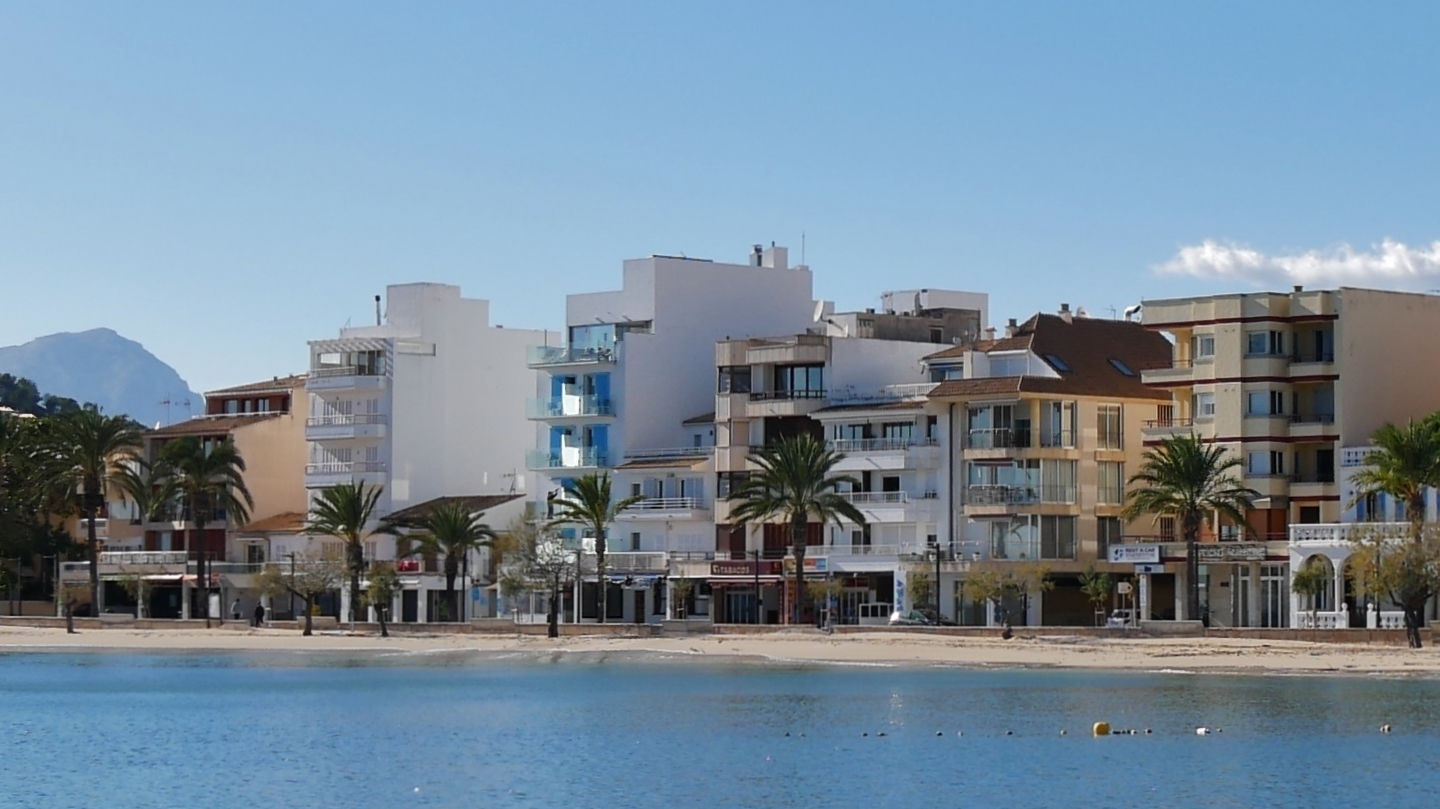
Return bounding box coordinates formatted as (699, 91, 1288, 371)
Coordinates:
(3, 2, 1439, 393)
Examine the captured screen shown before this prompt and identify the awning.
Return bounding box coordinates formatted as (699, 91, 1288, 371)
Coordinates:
(141, 575, 183, 582)
(706, 576, 783, 586)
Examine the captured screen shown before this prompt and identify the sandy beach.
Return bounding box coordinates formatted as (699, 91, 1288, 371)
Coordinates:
(3, 625, 1439, 676)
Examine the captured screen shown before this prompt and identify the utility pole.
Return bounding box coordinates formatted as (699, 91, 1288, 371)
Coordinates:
(287, 552, 296, 620)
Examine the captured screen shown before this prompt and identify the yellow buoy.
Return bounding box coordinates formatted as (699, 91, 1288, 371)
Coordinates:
(1092, 722, 1111, 737)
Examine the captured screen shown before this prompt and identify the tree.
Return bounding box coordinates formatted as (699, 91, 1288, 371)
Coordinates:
(547, 473, 643, 624)
(1120, 434, 1258, 622)
(806, 577, 845, 627)
(366, 562, 401, 638)
(158, 436, 253, 627)
(1290, 559, 1330, 630)
(729, 434, 866, 625)
(499, 518, 576, 638)
(1078, 564, 1113, 627)
(116, 457, 171, 527)
(305, 482, 385, 626)
(52, 408, 142, 614)
(906, 569, 935, 618)
(256, 552, 344, 636)
(1347, 526, 1440, 648)
(964, 561, 1053, 637)
(390, 500, 496, 622)
(670, 577, 697, 619)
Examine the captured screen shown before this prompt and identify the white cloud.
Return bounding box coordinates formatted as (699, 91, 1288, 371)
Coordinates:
(1156, 239, 1440, 289)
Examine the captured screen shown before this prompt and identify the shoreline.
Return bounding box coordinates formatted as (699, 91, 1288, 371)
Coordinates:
(4, 625, 1440, 677)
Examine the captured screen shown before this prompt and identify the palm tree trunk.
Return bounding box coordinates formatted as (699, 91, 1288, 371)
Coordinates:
(303, 595, 314, 636)
(595, 527, 607, 624)
(548, 585, 560, 639)
(349, 541, 363, 626)
(85, 499, 100, 617)
(195, 505, 210, 628)
(444, 555, 459, 623)
(1183, 513, 1202, 623)
(378, 605, 389, 638)
(791, 514, 807, 626)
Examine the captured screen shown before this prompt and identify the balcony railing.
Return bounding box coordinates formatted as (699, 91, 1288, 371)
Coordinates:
(1291, 351, 1336, 364)
(306, 461, 388, 475)
(990, 537, 1076, 561)
(526, 448, 608, 469)
(828, 437, 936, 453)
(526, 396, 614, 419)
(749, 389, 828, 402)
(966, 485, 1039, 506)
(623, 446, 710, 460)
(99, 551, 189, 566)
(1290, 473, 1336, 484)
(527, 345, 616, 366)
(1143, 418, 1196, 429)
(309, 365, 385, 379)
(1290, 413, 1336, 425)
(966, 428, 1032, 449)
(838, 491, 911, 504)
(1037, 431, 1075, 448)
(623, 497, 709, 512)
(306, 414, 387, 427)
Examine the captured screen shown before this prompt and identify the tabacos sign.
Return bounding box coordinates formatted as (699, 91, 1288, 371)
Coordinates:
(710, 560, 782, 576)
(782, 556, 830, 574)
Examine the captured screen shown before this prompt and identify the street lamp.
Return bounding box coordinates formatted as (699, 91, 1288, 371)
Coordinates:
(286, 551, 297, 621)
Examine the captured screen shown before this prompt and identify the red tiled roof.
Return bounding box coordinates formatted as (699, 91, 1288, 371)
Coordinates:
(384, 494, 525, 527)
(145, 413, 280, 438)
(928, 314, 1172, 402)
(206, 374, 307, 396)
(240, 512, 308, 534)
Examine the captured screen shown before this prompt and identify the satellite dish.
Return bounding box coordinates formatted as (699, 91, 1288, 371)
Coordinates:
(812, 300, 826, 322)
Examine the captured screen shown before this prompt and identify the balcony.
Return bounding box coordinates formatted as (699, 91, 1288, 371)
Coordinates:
(526, 448, 609, 472)
(965, 485, 1039, 507)
(623, 446, 710, 461)
(306, 366, 388, 393)
(579, 550, 669, 574)
(305, 460, 388, 488)
(746, 389, 828, 418)
(1037, 431, 1076, 449)
(1290, 350, 1336, 369)
(989, 536, 1076, 562)
(838, 491, 939, 523)
(618, 497, 711, 521)
(526, 396, 615, 421)
(965, 428, 1032, 450)
(305, 413, 388, 441)
(829, 437, 935, 453)
(527, 345, 616, 370)
(1142, 417, 1200, 439)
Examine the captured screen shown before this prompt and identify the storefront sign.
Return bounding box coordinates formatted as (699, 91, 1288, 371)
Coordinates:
(710, 560, 782, 577)
(1109, 544, 1160, 564)
(783, 556, 829, 574)
(1197, 543, 1268, 562)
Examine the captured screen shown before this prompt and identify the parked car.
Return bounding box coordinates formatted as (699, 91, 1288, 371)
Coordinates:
(1105, 609, 1136, 628)
(889, 609, 938, 626)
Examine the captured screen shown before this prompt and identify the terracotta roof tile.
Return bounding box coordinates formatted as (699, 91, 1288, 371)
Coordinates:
(682, 411, 716, 425)
(206, 374, 307, 396)
(240, 512, 308, 534)
(146, 413, 281, 438)
(927, 314, 1172, 402)
(384, 494, 525, 527)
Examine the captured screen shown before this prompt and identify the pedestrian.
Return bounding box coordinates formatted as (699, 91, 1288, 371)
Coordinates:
(253, 601, 266, 628)
(231, 598, 241, 621)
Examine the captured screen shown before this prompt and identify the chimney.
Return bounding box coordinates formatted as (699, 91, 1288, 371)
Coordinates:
(375, 294, 382, 325)
(1293, 285, 1304, 294)
(752, 244, 764, 267)
(984, 326, 997, 340)
(1059, 303, 1072, 324)
(1005, 317, 1018, 338)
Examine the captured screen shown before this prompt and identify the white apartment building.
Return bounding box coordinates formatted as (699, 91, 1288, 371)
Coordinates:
(300, 283, 553, 622)
(526, 244, 817, 623)
(697, 294, 984, 626)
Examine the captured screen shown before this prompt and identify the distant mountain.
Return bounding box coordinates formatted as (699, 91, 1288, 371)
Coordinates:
(0, 329, 202, 427)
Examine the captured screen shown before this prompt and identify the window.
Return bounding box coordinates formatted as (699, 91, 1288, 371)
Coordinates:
(717, 365, 752, 394)
(1192, 334, 1216, 358)
(1043, 354, 1071, 373)
(630, 532, 641, 552)
(1247, 451, 1285, 476)
(989, 354, 1026, 377)
(257, 398, 271, 413)
(1159, 516, 1176, 541)
(1097, 517, 1122, 559)
(1041, 460, 1077, 503)
(717, 472, 751, 499)
(929, 327, 944, 344)
(1098, 462, 1124, 505)
(1040, 516, 1077, 560)
(224, 400, 238, 414)
(881, 422, 914, 442)
(1108, 359, 1135, 376)
(773, 364, 824, 397)
(1247, 390, 1285, 416)
(1097, 404, 1123, 449)
(1192, 392, 1216, 419)
(929, 364, 965, 382)
(1041, 401, 1076, 447)
(1245, 330, 1284, 356)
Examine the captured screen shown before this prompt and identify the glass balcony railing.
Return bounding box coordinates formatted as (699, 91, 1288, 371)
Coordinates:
(525, 396, 615, 419)
(526, 448, 609, 469)
(527, 345, 616, 366)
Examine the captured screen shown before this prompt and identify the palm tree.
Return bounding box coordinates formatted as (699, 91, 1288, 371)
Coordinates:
(158, 436, 253, 627)
(391, 501, 496, 622)
(305, 482, 384, 625)
(1349, 419, 1440, 541)
(1348, 418, 1440, 647)
(547, 473, 643, 624)
(116, 457, 172, 527)
(52, 408, 142, 613)
(729, 434, 866, 625)
(1121, 434, 1258, 623)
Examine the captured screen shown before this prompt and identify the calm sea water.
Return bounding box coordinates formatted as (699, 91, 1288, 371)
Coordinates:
(2, 651, 1439, 809)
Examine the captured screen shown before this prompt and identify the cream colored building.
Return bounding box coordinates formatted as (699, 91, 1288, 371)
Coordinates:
(926, 309, 1175, 625)
(1137, 286, 1440, 626)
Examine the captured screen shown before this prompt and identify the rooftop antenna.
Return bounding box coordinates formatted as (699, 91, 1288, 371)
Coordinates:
(1104, 305, 1117, 320)
(801, 231, 806, 265)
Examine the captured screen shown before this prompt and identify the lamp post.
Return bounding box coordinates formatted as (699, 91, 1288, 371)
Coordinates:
(286, 552, 296, 621)
(751, 548, 761, 625)
(934, 545, 944, 620)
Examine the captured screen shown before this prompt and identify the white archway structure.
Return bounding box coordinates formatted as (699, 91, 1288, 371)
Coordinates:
(1288, 522, 1408, 629)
